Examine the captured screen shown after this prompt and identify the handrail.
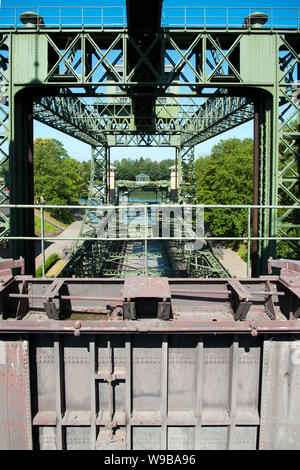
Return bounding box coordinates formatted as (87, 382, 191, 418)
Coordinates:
(1, 203, 299, 276)
(0, 6, 298, 29)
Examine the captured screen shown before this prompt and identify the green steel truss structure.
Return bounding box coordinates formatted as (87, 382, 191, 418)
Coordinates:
(0, 14, 298, 275)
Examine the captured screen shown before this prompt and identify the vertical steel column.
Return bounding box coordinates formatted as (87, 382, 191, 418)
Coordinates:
(194, 335, 204, 449)
(251, 102, 259, 277)
(89, 336, 96, 449)
(0, 35, 10, 246)
(171, 147, 178, 203)
(255, 91, 277, 275)
(180, 145, 196, 203)
(9, 89, 35, 274)
(125, 337, 132, 449)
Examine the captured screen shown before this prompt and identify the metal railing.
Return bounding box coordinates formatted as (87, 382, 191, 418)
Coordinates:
(0, 6, 299, 29)
(162, 7, 300, 29)
(0, 6, 127, 28)
(0, 203, 299, 277)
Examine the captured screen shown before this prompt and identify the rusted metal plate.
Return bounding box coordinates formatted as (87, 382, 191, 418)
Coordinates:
(0, 273, 299, 325)
(0, 331, 299, 449)
(259, 335, 300, 449)
(0, 264, 299, 449)
(0, 333, 267, 449)
(0, 339, 32, 449)
(1, 318, 300, 334)
(123, 277, 171, 299)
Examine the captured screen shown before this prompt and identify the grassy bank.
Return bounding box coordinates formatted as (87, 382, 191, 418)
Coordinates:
(34, 215, 59, 234)
(237, 243, 248, 264)
(36, 253, 60, 277)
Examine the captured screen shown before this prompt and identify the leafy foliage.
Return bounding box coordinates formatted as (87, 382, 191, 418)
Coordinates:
(34, 138, 88, 223)
(113, 157, 174, 181)
(34, 215, 58, 234)
(195, 138, 253, 246)
(195, 136, 299, 259)
(35, 253, 60, 278)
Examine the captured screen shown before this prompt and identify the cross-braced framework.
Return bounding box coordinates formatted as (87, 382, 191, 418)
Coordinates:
(0, 33, 9, 240)
(0, 12, 298, 275)
(277, 37, 300, 258)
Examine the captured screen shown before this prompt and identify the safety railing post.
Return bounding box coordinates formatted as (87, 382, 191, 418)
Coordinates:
(144, 206, 148, 276)
(41, 206, 45, 277)
(247, 206, 251, 277)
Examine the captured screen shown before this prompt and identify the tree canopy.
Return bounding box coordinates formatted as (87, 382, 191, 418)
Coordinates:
(195, 136, 298, 259)
(113, 157, 174, 181)
(34, 138, 88, 222)
(195, 137, 253, 243)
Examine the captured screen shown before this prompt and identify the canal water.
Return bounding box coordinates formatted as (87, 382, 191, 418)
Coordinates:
(83, 190, 175, 277)
(118, 191, 174, 276)
(119, 190, 164, 203)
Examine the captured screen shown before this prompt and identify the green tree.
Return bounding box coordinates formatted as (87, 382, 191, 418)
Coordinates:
(113, 157, 175, 181)
(195, 136, 299, 260)
(34, 138, 88, 223)
(195, 138, 253, 247)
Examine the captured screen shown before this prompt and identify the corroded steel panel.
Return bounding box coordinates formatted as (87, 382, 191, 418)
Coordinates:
(0, 331, 299, 449)
(0, 339, 32, 449)
(260, 335, 300, 449)
(0, 267, 299, 449)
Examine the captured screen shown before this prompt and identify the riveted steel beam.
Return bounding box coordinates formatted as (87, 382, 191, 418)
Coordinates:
(1, 27, 299, 275)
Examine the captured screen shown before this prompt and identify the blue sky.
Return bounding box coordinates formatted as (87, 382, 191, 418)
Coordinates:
(3, 0, 300, 7)
(3, 1, 298, 162)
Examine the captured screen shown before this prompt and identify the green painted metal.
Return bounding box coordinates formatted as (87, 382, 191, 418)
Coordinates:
(116, 180, 170, 204)
(0, 18, 298, 274)
(0, 203, 298, 279)
(33, 96, 108, 147)
(74, 145, 108, 255)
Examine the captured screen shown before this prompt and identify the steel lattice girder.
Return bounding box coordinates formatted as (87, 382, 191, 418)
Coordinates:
(33, 96, 108, 147)
(74, 146, 108, 252)
(0, 34, 10, 240)
(33, 93, 254, 147)
(0, 28, 299, 273)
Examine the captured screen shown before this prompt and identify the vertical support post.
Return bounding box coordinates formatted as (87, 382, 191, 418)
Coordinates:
(125, 337, 132, 449)
(180, 146, 196, 203)
(253, 90, 277, 275)
(228, 334, 238, 449)
(175, 147, 178, 202)
(247, 206, 251, 277)
(54, 335, 64, 450)
(161, 335, 168, 450)
(177, 147, 182, 202)
(107, 147, 111, 203)
(194, 335, 203, 449)
(104, 146, 108, 204)
(252, 102, 259, 277)
(9, 89, 35, 275)
(106, 339, 114, 440)
(90, 336, 96, 450)
(144, 206, 148, 276)
(41, 206, 45, 277)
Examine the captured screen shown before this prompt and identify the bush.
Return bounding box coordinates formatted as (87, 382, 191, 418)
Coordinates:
(49, 207, 74, 224)
(36, 253, 60, 277)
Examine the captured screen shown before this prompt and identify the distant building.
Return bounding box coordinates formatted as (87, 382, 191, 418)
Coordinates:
(136, 173, 150, 183)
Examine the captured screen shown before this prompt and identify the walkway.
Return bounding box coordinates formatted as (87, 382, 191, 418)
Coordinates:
(35, 220, 83, 269)
(211, 243, 248, 278)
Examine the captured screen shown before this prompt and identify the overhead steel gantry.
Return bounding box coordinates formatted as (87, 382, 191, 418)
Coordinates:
(0, 3, 298, 275)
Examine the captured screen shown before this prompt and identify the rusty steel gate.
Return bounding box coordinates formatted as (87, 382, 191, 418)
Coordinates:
(0, 258, 300, 450)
